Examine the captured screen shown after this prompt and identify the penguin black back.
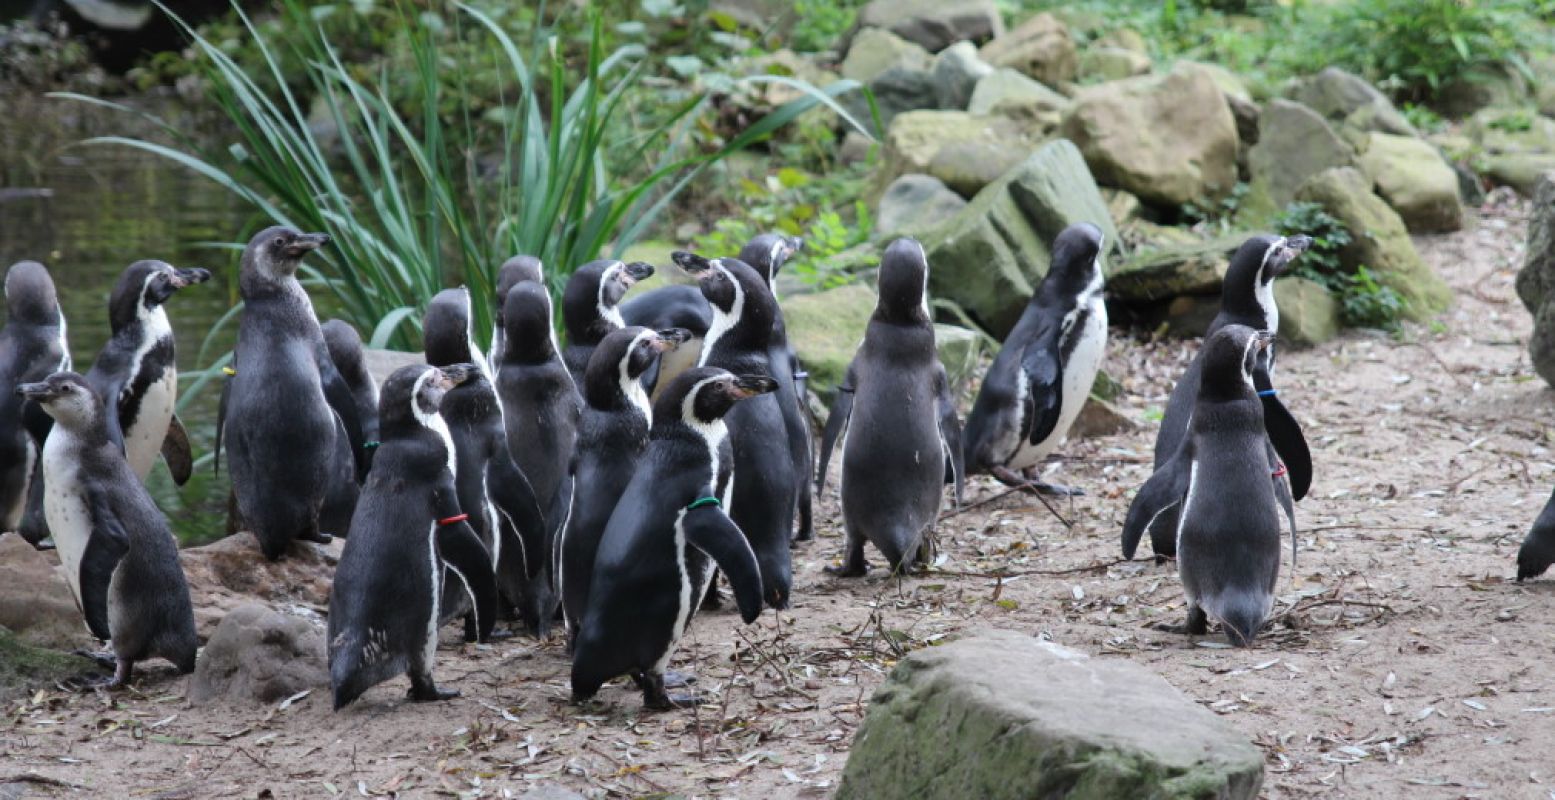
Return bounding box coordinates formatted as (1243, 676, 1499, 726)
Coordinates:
(490, 255, 545, 366)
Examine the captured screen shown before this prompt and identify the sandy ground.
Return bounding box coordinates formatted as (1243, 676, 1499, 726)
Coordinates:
(5, 194, 1555, 799)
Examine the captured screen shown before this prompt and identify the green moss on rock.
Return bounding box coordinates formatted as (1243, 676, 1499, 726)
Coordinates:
(0, 626, 98, 699)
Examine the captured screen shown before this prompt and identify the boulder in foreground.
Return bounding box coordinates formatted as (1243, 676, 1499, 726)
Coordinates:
(189, 603, 328, 706)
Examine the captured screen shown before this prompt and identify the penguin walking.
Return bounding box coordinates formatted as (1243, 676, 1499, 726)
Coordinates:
(423, 287, 549, 637)
(816, 239, 964, 576)
(489, 255, 545, 367)
(1126, 234, 1312, 559)
(559, 325, 689, 644)
(328, 364, 497, 710)
(674, 250, 797, 609)
(19, 372, 198, 686)
(220, 227, 366, 560)
(570, 367, 770, 710)
(560, 259, 654, 382)
(1, 261, 69, 544)
(495, 281, 581, 633)
(962, 223, 1108, 495)
(1126, 326, 1286, 646)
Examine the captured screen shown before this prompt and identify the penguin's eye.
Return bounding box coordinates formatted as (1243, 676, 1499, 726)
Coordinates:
(59, 384, 73, 393)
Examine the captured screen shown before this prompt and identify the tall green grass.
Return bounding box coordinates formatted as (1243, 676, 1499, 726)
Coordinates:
(54, 0, 872, 351)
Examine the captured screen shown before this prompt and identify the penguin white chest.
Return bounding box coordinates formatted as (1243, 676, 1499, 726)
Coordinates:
(41, 433, 93, 609)
(1007, 299, 1108, 469)
(125, 367, 176, 480)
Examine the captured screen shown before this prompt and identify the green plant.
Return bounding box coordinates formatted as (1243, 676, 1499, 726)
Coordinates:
(1400, 102, 1446, 134)
(1181, 182, 1249, 228)
(1272, 201, 1351, 289)
(788, 0, 865, 53)
(1487, 108, 1535, 132)
(1339, 266, 1405, 330)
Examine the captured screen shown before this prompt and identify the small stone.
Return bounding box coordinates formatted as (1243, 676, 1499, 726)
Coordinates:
(841, 27, 931, 84)
(1274, 276, 1340, 346)
(857, 0, 1004, 53)
(1071, 397, 1137, 438)
(928, 140, 1030, 197)
(978, 12, 1077, 88)
(1285, 67, 1417, 138)
(1078, 46, 1150, 82)
(876, 174, 970, 240)
(188, 603, 328, 706)
(784, 283, 876, 399)
(0, 535, 87, 650)
(1107, 237, 1241, 303)
(1356, 132, 1463, 233)
(934, 323, 985, 392)
(879, 109, 1041, 187)
(1102, 188, 1141, 223)
(1487, 153, 1555, 197)
(966, 68, 1069, 130)
(929, 41, 993, 110)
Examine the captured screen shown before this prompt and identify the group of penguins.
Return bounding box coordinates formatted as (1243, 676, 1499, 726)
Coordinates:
(0, 219, 1325, 712)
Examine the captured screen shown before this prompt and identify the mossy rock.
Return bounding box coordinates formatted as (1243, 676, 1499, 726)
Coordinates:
(0, 626, 99, 699)
(785, 283, 875, 399)
(1485, 153, 1555, 197)
(1355, 132, 1463, 233)
(1274, 276, 1340, 346)
(1108, 236, 1243, 303)
(934, 323, 986, 393)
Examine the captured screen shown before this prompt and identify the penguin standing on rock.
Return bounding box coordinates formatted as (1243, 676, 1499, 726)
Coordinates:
(1, 261, 69, 544)
(489, 255, 545, 367)
(329, 364, 497, 710)
(20, 372, 198, 686)
(561, 259, 655, 382)
(817, 238, 964, 576)
(962, 223, 1108, 495)
(570, 367, 769, 710)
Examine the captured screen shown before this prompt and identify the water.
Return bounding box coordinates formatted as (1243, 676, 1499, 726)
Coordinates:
(1, 91, 259, 544)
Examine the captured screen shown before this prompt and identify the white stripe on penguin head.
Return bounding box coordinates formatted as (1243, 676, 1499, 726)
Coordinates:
(620, 329, 656, 424)
(597, 262, 626, 331)
(1254, 236, 1285, 335)
(412, 368, 457, 479)
(698, 259, 744, 366)
(680, 374, 730, 487)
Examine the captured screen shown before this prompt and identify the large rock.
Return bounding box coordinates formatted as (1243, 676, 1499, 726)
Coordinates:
(848, 66, 939, 135)
(1245, 99, 1356, 218)
(784, 282, 875, 398)
(1275, 276, 1340, 346)
(1355, 132, 1463, 233)
(928, 141, 1027, 197)
(978, 13, 1077, 88)
(877, 174, 969, 240)
(1078, 46, 1150, 82)
(1436, 66, 1530, 119)
(1295, 167, 1451, 319)
(363, 348, 424, 386)
(966, 68, 1069, 131)
(837, 631, 1265, 799)
(180, 532, 340, 640)
(934, 323, 985, 392)
(0, 535, 88, 649)
(857, 0, 1004, 53)
(189, 603, 328, 706)
(1486, 153, 1555, 197)
(1515, 172, 1555, 385)
(918, 139, 1117, 337)
(930, 41, 993, 110)
(880, 110, 1043, 189)
(1285, 67, 1417, 138)
(841, 27, 932, 83)
(1061, 63, 1239, 209)
(1107, 237, 1242, 303)
(1466, 108, 1555, 156)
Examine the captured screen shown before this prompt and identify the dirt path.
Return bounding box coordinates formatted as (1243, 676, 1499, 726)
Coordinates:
(5, 195, 1554, 799)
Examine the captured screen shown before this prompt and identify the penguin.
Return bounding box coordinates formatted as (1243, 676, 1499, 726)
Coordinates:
(220, 226, 366, 560)
(674, 250, 796, 609)
(560, 259, 654, 382)
(489, 255, 545, 367)
(19, 372, 198, 686)
(816, 238, 965, 576)
(1517, 491, 1555, 581)
(961, 223, 1108, 494)
(1124, 326, 1285, 646)
(1, 261, 69, 545)
(559, 325, 689, 644)
(570, 367, 770, 710)
(494, 281, 581, 634)
(328, 364, 497, 709)
(423, 287, 549, 637)
(322, 320, 380, 449)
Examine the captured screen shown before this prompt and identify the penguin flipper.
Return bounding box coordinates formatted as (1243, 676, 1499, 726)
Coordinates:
(1019, 321, 1065, 447)
(317, 347, 367, 479)
(934, 364, 965, 505)
(1121, 448, 1191, 560)
(214, 370, 231, 477)
(817, 364, 857, 494)
(160, 414, 193, 486)
(682, 504, 764, 624)
(1253, 366, 1311, 501)
(82, 492, 131, 642)
(488, 455, 548, 575)
(100, 379, 128, 455)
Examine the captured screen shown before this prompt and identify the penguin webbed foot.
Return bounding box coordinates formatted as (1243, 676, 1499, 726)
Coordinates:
(1153, 606, 1209, 637)
(73, 648, 118, 671)
(299, 529, 334, 545)
(407, 674, 459, 703)
(638, 671, 704, 711)
(71, 658, 131, 691)
(1030, 481, 1084, 497)
(824, 559, 870, 578)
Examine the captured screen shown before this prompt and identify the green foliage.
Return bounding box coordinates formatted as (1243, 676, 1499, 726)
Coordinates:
(1487, 108, 1536, 132)
(1181, 182, 1249, 227)
(1273, 201, 1404, 330)
(789, 0, 865, 53)
(1399, 103, 1446, 134)
(1339, 266, 1405, 331)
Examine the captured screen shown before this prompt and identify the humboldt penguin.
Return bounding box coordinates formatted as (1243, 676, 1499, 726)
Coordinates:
(558, 325, 688, 644)
(962, 223, 1107, 494)
(20, 372, 198, 686)
(1517, 492, 1555, 581)
(220, 226, 366, 560)
(570, 367, 770, 710)
(675, 250, 796, 609)
(560, 259, 654, 382)
(489, 255, 545, 367)
(817, 238, 964, 576)
(328, 364, 497, 709)
(322, 319, 380, 449)
(1, 261, 69, 545)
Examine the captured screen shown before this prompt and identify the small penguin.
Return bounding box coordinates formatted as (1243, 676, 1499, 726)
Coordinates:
(674, 250, 796, 609)
(489, 255, 545, 367)
(495, 281, 581, 633)
(328, 364, 498, 710)
(423, 287, 549, 637)
(1, 261, 69, 544)
(1125, 326, 1286, 646)
(221, 227, 366, 560)
(570, 367, 770, 710)
(1517, 492, 1555, 581)
(817, 239, 964, 576)
(962, 223, 1108, 494)
(561, 259, 654, 381)
(19, 372, 198, 686)
(322, 320, 380, 448)
(559, 325, 689, 644)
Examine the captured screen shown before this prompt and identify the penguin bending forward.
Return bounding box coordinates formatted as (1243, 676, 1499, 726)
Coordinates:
(818, 239, 964, 576)
(1, 261, 69, 544)
(20, 372, 198, 686)
(560, 259, 654, 383)
(570, 367, 770, 710)
(329, 364, 497, 710)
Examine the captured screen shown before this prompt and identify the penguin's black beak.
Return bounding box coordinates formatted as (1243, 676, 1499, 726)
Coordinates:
(170, 267, 213, 289)
(653, 328, 691, 351)
(437, 363, 477, 388)
(1266, 235, 1312, 276)
(17, 381, 53, 401)
(620, 261, 655, 285)
(1254, 330, 1276, 350)
(284, 232, 331, 258)
(672, 251, 714, 277)
(729, 375, 778, 399)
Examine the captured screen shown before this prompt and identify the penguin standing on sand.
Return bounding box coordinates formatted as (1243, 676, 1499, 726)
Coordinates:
(675, 250, 796, 609)
(1126, 326, 1285, 646)
(20, 372, 198, 686)
(1, 261, 69, 543)
(220, 227, 366, 560)
(329, 364, 497, 710)
(489, 255, 545, 367)
(817, 239, 964, 576)
(561, 259, 655, 382)
(570, 367, 769, 710)
(495, 282, 580, 634)
(962, 223, 1108, 495)
(559, 325, 689, 643)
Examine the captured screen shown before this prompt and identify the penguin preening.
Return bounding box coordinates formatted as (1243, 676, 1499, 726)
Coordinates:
(817, 238, 964, 576)
(962, 222, 1108, 495)
(570, 367, 770, 710)
(1, 261, 69, 545)
(328, 364, 497, 710)
(1125, 325, 1286, 647)
(20, 372, 198, 686)
(561, 259, 655, 382)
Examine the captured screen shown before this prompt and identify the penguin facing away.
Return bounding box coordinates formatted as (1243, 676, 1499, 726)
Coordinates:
(570, 367, 770, 710)
(962, 222, 1108, 495)
(489, 255, 545, 367)
(1, 261, 69, 543)
(561, 259, 655, 382)
(559, 324, 689, 645)
(328, 364, 497, 710)
(322, 319, 380, 448)
(20, 372, 198, 686)
(1128, 325, 1286, 646)
(817, 238, 964, 576)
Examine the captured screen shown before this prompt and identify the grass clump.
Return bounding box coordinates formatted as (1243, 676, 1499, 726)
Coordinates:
(1274, 201, 1404, 331)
